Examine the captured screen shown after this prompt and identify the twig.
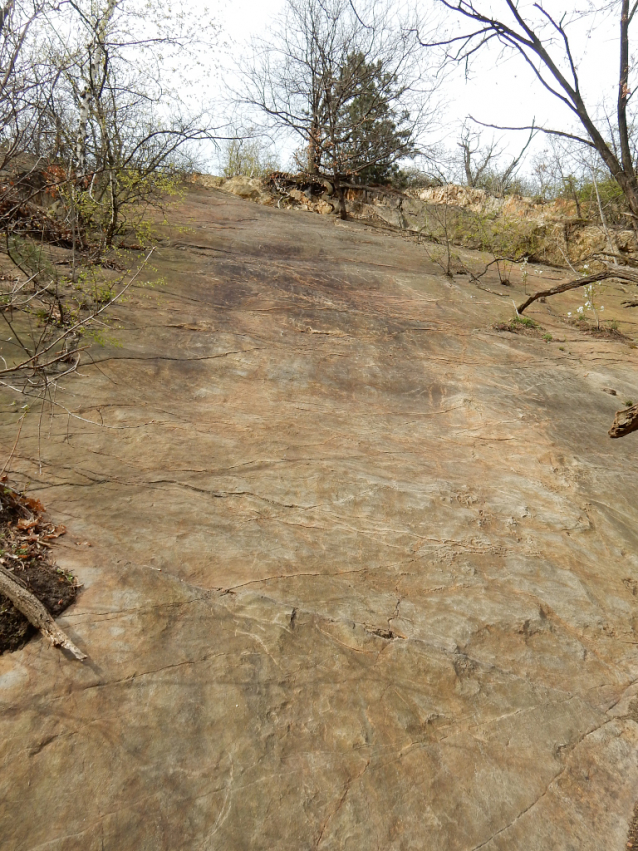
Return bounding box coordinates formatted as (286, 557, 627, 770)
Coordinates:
(557, 245, 581, 276)
(590, 168, 617, 262)
(0, 412, 25, 477)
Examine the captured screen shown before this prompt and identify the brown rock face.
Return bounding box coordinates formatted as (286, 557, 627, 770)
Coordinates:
(2, 186, 638, 850)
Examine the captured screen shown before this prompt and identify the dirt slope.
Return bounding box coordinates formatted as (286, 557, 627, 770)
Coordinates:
(2, 185, 638, 850)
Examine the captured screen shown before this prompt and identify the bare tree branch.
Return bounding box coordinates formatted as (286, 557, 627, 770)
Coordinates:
(426, 1, 638, 225)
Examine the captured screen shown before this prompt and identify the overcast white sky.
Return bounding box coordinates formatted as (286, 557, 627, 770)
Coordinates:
(208, 0, 622, 176)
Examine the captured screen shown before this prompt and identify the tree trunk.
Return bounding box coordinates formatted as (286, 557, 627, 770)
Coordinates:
(568, 177, 582, 218)
(613, 170, 638, 233)
(336, 182, 347, 219)
(307, 141, 318, 175)
(463, 146, 474, 187)
(307, 123, 321, 175)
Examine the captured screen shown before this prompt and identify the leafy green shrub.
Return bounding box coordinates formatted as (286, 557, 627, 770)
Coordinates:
(512, 315, 538, 328)
(493, 316, 540, 334)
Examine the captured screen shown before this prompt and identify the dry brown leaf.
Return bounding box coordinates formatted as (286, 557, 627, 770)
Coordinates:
(24, 497, 45, 512)
(42, 525, 66, 540)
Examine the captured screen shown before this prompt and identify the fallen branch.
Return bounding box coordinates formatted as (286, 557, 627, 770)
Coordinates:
(517, 271, 619, 314)
(609, 403, 638, 439)
(0, 564, 86, 660)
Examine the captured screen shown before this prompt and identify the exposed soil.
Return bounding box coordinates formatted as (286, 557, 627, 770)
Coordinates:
(0, 481, 77, 653)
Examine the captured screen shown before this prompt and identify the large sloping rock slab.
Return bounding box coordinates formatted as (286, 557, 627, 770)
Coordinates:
(2, 186, 638, 850)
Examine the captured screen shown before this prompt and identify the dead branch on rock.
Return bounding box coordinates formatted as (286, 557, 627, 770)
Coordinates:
(0, 564, 85, 659)
(0, 191, 74, 247)
(609, 403, 638, 439)
(516, 269, 638, 315)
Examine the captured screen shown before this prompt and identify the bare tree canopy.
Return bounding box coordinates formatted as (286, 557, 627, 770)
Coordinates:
(456, 120, 534, 195)
(239, 0, 438, 215)
(0, 0, 59, 172)
(0, 0, 222, 408)
(423, 1, 638, 227)
(30, 0, 219, 246)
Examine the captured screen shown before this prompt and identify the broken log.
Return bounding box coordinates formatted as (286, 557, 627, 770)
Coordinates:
(609, 403, 638, 438)
(0, 564, 86, 660)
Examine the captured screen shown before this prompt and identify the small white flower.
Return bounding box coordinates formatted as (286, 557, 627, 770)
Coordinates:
(583, 264, 589, 269)
(600, 306, 604, 311)
(567, 312, 572, 317)
(577, 306, 584, 314)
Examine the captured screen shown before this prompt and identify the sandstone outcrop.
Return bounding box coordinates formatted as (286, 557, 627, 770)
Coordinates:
(2, 185, 638, 850)
(204, 172, 638, 269)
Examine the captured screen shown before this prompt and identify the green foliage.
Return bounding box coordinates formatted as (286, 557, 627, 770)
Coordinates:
(0, 205, 167, 402)
(531, 156, 629, 224)
(336, 53, 415, 185)
(461, 213, 541, 259)
(61, 167, 185, 250)
(8, 236, 58, 284)
(453, 211, 541, 285)
(493, 315, 540, 334)
(471, 172, 529, 198)
(512, 315, 538, 328)
(567, 282, 606, 329)
(81, 327, 123, 348)
(398, 168, 442, 190)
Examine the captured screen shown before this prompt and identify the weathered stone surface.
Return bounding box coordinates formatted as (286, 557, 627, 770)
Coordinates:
(210, 172, 637, 268)
(2, 185, 638, 850)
